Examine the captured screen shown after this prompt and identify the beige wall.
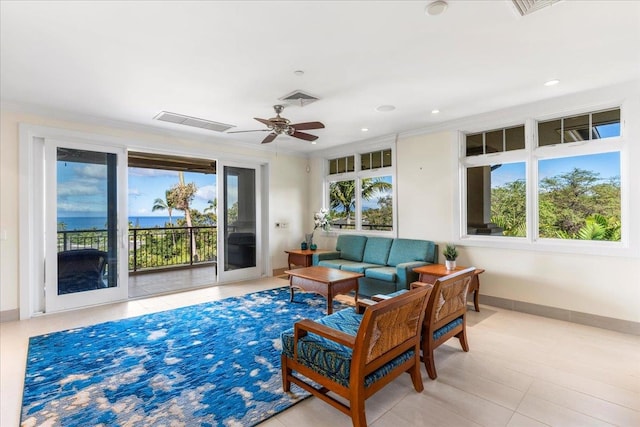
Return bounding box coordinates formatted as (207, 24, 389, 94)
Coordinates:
(310, 81, 640, 323)
(397, 132, 640, 322)
(0, 110, 310, 313)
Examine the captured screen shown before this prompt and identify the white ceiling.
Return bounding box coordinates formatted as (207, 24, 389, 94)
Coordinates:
(2, 1, 639, 154)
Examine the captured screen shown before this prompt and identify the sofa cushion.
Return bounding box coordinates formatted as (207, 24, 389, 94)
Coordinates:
(362, 237, 393, 265)
(365, 266, 397, 282)
(339, 261, 381, 274)
(387, 239, 435, 267)
(281, 308, 415, 388)
(336, 235, 368, 262)
(318, 259, 353, 270)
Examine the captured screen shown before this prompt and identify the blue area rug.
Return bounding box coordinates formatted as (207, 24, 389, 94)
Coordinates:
(21, 286, 345, 426)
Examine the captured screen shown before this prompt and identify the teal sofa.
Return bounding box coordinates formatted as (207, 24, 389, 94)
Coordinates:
(312, 235, 438, 296)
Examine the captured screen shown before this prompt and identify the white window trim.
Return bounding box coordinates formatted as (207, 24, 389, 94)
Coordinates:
(456, 106, 632, 257)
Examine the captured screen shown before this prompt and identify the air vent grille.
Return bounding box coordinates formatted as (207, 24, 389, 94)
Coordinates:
(154, 111, 235, 132)
(279, 90, 320, 107)
(512, 0, 561, 16)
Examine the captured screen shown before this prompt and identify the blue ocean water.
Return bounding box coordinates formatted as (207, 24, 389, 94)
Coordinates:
(58, 216, 184, 230)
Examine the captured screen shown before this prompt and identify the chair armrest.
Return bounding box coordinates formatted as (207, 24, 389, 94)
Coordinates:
(294, 319, 356, 348)
(312, 251, 341, 265)
(355, 298, 377, 314)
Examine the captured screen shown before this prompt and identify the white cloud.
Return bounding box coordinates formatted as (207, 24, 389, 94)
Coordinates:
(57, 182, 100, 197)
(195, 185, 216, 202)
(129, 188, 142, 197)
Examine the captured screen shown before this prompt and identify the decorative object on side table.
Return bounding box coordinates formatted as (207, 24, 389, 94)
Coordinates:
(306, 208, 332, 247)
(443, 243, 458, 270)
(300, 241, 308, 250)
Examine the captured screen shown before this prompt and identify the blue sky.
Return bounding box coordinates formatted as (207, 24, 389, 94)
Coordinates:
(128, 169, 217, 217)
(491, 152, 620, 188)
(56, 163, 217, 217)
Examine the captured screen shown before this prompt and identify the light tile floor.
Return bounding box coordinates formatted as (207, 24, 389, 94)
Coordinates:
(1, 277, 639, 427)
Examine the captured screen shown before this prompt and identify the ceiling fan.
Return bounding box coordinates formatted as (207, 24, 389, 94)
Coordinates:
(228, 105, 324, 144)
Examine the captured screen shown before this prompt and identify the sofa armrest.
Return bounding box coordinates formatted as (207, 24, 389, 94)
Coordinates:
(312, 251, 341, 265)
(394, 261, 429, 291)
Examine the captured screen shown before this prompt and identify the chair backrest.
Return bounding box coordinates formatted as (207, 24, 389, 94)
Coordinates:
(58, 249, 108, 277)
(425, 267, 476, 330)
(354, 286, 432, 370)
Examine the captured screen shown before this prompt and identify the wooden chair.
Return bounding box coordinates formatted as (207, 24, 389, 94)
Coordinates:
(414, 267, 476, 379)
(280, 286, 432, 427)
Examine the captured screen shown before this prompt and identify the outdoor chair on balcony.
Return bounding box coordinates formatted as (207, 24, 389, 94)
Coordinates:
(280, 286, 432, 427)
(57, 249, 108, 294)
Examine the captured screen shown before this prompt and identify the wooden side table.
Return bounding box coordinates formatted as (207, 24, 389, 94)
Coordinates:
(284, 249, 328, 270)
(412, 264, 485, 312)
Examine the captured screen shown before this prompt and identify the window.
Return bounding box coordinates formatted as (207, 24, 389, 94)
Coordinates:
(326, 147, 395, 234)
(462, 107, 622, 246)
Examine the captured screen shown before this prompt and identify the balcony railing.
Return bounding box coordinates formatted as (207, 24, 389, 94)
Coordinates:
(57, 226, 217, 273)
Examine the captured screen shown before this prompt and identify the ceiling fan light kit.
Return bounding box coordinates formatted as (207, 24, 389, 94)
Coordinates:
(227, 104, 324, 144)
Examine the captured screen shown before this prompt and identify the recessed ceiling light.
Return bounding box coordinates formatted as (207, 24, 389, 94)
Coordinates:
(293, 70, 304, 76)
(312, 141, 317, 145)
(361, 128, 369, 132)
(376, 105, 396, 112)
(425, 0, 448, 16)
(431, 109, 440, 114)
(544, 79, 560, 86)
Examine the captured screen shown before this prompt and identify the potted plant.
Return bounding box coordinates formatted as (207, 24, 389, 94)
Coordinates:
(443, 244, 458, 270)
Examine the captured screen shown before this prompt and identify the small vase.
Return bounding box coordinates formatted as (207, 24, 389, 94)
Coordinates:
(445, 260, 456, 270)
(305, 233, 314, 247)
(310, 243, 317, 251)
(301, 242, 308, 250)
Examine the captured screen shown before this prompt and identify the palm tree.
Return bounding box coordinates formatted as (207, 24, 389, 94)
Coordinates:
(152, 190, 175, 226)
(167, 172, 198, 260)
(329, 178, 392, 225)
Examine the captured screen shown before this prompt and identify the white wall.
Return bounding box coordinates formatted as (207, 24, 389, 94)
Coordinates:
(0, 110, 309, 313)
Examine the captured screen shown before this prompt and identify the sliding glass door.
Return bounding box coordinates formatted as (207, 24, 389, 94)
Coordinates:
(218, 163, 261, 282)
(44, 140, 128, 312)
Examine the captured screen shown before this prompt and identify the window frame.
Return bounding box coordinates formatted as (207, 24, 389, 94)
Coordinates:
(323, 140, 397, 237)
(457, 106, 629, 257)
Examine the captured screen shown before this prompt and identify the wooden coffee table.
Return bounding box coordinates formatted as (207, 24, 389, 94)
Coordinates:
(413, 264, 485, 312)
(284, 266, 362, 314)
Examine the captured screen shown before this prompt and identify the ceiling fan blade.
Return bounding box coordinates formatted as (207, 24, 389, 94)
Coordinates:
(291, 121, 325, 131)
(227, 129, 270, 134)
(261, 133, 278, 144)
(254, 117, 273, 126)
(291, 131, 319, 141)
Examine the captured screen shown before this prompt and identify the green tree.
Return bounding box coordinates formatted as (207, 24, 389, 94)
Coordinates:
(152, 190, 175, 226)
(167, 172, 198, 259)
(329, 178, 392, 226)
(490, 180, 526, 237)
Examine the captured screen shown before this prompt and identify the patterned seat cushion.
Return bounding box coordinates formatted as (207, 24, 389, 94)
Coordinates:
(281, 308, 415, 388)
(433, 317, 463, 340)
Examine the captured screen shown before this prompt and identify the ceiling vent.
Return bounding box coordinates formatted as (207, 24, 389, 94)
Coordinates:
(279, 90, 320, 107)
(512, 0, 561, 16)
(154, 111, 235, 132)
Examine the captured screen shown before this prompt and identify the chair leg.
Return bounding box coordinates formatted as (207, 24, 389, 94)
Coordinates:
(350, 393, 367, 427)
(408, 361, 424, 392)
(281, 354, 291, 392)
(457, 328, 469, 352)
(423, 342, 437, 380)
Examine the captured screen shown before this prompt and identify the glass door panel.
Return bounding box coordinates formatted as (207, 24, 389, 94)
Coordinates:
(45, 142, 127, 312)
(219, 164, 260, 282)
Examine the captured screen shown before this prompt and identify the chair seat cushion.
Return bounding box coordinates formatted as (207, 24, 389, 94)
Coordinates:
(433, 317, 463, 341)
(281, 308, 415, 388)
(364, 266, 397, 282)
